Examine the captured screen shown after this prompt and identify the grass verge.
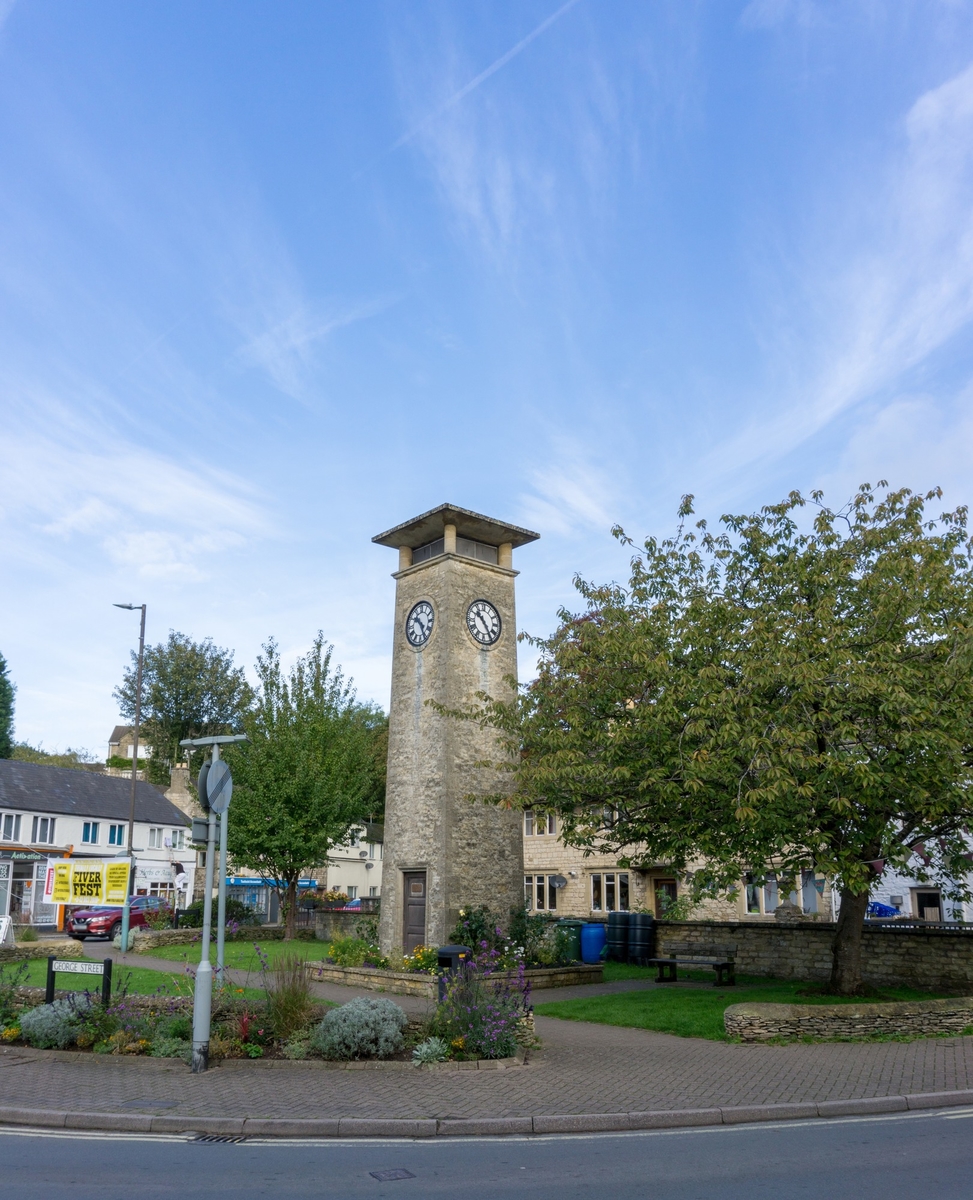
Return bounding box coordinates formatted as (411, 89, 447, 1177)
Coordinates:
(535, 978, 964, 1042)
(9, 957, 265, 1001)
(144, 939, 324, 972)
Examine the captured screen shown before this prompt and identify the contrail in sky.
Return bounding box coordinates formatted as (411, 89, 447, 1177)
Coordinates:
(353, 0, 583, 178)
(390, 0, 584, 152)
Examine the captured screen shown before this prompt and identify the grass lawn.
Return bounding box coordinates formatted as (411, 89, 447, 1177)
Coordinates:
(4, 957, 260, 1003)
(536, 976, 963, 1041)
(144, 938, 324, 973)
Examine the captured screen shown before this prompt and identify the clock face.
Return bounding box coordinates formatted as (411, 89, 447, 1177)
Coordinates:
(466, 599, 501, 646)
(405, 600, 434, 647)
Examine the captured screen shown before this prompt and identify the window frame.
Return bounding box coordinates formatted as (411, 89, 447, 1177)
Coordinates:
(82, 821, 99, 845)
(590, 871, 630, 913)
(2, 812, 22, 842)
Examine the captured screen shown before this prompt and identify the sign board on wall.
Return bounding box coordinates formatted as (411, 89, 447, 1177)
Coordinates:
(43, 860, 131, 905)
(0, 916, 13, 946)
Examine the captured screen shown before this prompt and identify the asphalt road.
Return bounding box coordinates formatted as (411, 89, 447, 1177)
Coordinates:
(2, 1108, 972, 1200)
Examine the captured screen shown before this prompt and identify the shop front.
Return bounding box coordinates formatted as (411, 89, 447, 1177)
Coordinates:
(0, 850, 57, 928)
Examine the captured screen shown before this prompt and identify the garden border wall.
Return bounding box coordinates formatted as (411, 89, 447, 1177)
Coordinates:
(724, 997, 973, 1042)
(656, 920, 973, 988)
(305, 961, 602, 999)
(0, 940, 82, 963)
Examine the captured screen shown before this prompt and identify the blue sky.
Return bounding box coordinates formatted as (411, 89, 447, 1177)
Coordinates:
(4, 0, 973, 755)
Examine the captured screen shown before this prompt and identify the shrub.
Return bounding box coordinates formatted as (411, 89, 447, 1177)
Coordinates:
(328, 936, 386, 968)
(179, 897, 254, 928)
(17, 926, 38, 943)
(311, 997, 406, 1060)
(281, 1032, 312, 1060)
(143, 901, 174, 931)
(291, 928, 317, 942)
(150, 1036, 191, 1061)
(433, 961, 530, 1060)
(0, 960, 28, 1025)
(264, 954, 314, 1040)
(402, 945, 439, 974)
(412, 1036, 449, 1064)
(19, 996, 93, 1049)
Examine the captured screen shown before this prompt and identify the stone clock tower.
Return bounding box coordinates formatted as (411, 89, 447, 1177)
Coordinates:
(373, 503, 539, 957)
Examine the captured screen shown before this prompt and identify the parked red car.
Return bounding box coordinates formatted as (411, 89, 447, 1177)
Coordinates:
(65, 894, 167, 941)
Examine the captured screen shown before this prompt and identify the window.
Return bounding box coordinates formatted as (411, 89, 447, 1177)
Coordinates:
(524, 874, 557, 911)
(524, 811, 555, 836)
(745, 875, 762, 914)
(456, 537, 499, 564)
(369, 886, 378, 897)
(31, 816, 56, 844)
(744, 872, 808, 915)
(590, 872, 630, 912)
(347, 886, 358, 900)
(2, 813, 22, 842)
(368, 842, 375, 859)
(168, 830, 185, 850)
(108, 824, 125, 846)
(82, 822, 99, 844)
(148, 827, 163, 849)
(413, 538, 445, 564)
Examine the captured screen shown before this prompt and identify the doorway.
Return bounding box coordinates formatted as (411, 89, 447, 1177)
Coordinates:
(653, 879, 677, 919)
(402, 871, 426, 953)
(914, 890, 942, 922)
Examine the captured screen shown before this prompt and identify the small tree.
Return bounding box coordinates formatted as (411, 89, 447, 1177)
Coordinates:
(0, 652, 14, 759)
(474, 484, 973, 995)
(114, 632, 251, 784)
(225, 634, 384, 938)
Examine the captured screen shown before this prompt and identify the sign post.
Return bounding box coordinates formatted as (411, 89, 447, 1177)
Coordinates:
(180, 733, 246, 1073)
(45, 957, 113, 1006)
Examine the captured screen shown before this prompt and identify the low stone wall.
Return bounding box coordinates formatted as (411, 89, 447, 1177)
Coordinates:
(0, 941, 83, 963)
(314, 912, 377, 941)
(725, 997, 973, 1042)
(656, 920, 973, 989)
(131, 925, 286, 952)
(305, 961, 603, 999)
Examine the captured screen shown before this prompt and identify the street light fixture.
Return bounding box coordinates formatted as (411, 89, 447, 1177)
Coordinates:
(113, 602, 146, 952)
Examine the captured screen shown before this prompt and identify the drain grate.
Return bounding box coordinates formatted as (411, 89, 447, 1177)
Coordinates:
(369, 1169, 416, 1182)
(192, 1134, 249, 1144)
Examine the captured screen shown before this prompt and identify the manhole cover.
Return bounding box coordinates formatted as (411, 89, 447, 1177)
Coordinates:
(192, 1134, 249, 1144)
(369, 1169, 416, 1181)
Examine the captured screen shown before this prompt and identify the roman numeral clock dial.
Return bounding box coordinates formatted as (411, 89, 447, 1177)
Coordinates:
(405, 601, 434, 647)
(466, 599, 501, 645)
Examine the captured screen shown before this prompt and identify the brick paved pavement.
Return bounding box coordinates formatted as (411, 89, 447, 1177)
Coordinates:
(5, 945, 970, 1131)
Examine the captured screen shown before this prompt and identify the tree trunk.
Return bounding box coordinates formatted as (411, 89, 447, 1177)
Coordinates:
(284, 879, 298, 939)
(829, 887, 870, 995)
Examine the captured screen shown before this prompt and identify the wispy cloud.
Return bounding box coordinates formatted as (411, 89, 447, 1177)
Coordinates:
(519, 443, 619, 537)
(707, 57, 973, 478)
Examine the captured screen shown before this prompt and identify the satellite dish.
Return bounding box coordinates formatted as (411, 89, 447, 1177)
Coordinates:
(550, 875, 568, 889)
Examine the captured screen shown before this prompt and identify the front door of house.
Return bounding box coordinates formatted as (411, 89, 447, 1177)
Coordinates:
(402, 872, 426, 953)
(915, 890, 942, 922)
(653, 879, 677, 919)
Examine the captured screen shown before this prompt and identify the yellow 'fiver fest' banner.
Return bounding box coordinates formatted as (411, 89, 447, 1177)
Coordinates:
(44, 860, 131, 905)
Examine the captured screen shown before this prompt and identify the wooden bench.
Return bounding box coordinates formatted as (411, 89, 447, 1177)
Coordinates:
(647, 943, 736, 987)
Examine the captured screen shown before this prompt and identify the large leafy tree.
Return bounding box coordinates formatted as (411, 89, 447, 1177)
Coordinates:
(474, 485, 973, 995)
(225, 634, 385, 937)
(0, 652, 14, 758)
(114, 632, 251, 784)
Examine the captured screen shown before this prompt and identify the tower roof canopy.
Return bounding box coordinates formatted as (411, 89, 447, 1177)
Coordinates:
(372, 503, 539, 551)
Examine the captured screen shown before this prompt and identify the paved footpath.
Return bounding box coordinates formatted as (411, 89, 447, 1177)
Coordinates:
(5, 946, 973, 1136)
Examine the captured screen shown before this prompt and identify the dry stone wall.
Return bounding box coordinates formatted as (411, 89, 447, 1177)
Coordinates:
(656, 920, 973, 988)
(725, 997, 973, 1042)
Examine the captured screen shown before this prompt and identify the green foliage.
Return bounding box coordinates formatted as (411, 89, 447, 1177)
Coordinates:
(225, 634, 385, 936)
(412, 1036, 449, 1063)
(328, 935, 386, 968)
(16, 926, 38, 943)
(0, 961, 28, 1025)
(179, 897, 254, 927)
(432, 962, 529, 1059)
(401, 945, 440, 974)
(11, 743, 100, 770)
(149, 1036, 191, 1060)
(0, 651, 13, 759)
(263, 953, 315, 1040)
(114, 631, 251, 785)
(311, 997, 406, 1060)
(19, 995, 93, 1049)
(474, 484, 973, 994)
(106, 755, 145, 770)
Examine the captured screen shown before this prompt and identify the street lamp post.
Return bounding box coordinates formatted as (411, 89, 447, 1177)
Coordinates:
(180, 732, 247, 1073)
(114, 602, 146, 951)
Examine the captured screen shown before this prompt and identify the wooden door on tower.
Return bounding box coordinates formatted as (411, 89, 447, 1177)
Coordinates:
(402, 872, 427, 953)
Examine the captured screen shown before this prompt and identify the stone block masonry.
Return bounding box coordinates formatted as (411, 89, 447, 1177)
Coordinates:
(725, 997, 973, 1042)
(657, 920, 973, 988)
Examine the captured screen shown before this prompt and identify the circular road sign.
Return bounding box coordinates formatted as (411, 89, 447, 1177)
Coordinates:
(206, 759, 233, 814)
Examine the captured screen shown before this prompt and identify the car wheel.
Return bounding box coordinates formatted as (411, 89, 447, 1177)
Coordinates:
(69, 934, 85, 941)
(108, 922, 121, 941)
